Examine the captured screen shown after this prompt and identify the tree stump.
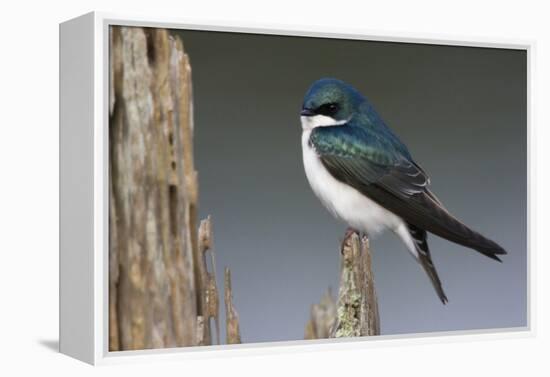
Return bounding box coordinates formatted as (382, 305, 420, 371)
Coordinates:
(109, 26, 238, 351)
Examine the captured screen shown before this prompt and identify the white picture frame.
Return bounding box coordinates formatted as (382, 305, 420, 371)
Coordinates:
(59, 11, 533, 365)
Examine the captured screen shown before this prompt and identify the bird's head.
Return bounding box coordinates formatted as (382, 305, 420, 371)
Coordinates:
(300, 78, 364, 130)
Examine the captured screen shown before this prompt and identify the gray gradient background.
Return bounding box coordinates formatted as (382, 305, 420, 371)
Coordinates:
(174, 29, 527, 343)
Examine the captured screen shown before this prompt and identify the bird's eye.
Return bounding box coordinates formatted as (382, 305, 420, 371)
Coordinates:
(317, 102, 339, 116)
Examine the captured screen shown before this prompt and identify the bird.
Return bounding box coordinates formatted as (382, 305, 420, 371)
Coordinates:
(300, 78, 507, 304)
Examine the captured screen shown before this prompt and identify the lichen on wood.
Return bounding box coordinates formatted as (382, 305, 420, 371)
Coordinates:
(305, 231, 380, 339)
(333, 232, 380, 337)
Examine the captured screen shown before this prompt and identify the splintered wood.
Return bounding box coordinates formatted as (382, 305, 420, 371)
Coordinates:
(304, 288, 337, 340)
(224, 268, 242, 344)
(198, 217, 221, 346)
(109, 26, 238, 350)
(305, 231, 380, 339)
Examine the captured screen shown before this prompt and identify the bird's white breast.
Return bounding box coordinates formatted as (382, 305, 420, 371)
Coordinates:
(301, 129, 405, 237)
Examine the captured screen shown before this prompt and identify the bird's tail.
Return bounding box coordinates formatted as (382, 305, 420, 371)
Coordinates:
(407, 223, 448, 304)
(443, 226, 506, 262)
(421, 193, 507, 262)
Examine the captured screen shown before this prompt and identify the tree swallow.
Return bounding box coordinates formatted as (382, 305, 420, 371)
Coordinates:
(300, 78, 506, 304)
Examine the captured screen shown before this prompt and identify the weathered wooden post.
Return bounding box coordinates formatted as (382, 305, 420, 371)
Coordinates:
(305, 231, 380, 339)
(109, 26, 239, 350)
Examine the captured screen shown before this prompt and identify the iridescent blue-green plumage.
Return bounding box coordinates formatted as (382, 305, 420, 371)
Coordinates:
(303, 78, 412, 159)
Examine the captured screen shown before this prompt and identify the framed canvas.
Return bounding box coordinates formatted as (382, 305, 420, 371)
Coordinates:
(59, 12, 532, 365)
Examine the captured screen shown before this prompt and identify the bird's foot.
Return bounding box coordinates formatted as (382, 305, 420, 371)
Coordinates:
(344, 227, 359, 239)
(341, 227, 360, 253)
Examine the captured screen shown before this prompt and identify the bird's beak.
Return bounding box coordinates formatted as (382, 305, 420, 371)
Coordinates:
(300, 108, 315, 117)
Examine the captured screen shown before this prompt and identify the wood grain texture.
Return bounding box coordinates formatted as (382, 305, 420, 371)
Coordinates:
(333, 232, 380, 337)
(108, 26, 229, 351)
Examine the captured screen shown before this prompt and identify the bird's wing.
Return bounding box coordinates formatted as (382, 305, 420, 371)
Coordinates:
(309, 123, 430, 201)
(309, 124, 506, 260)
